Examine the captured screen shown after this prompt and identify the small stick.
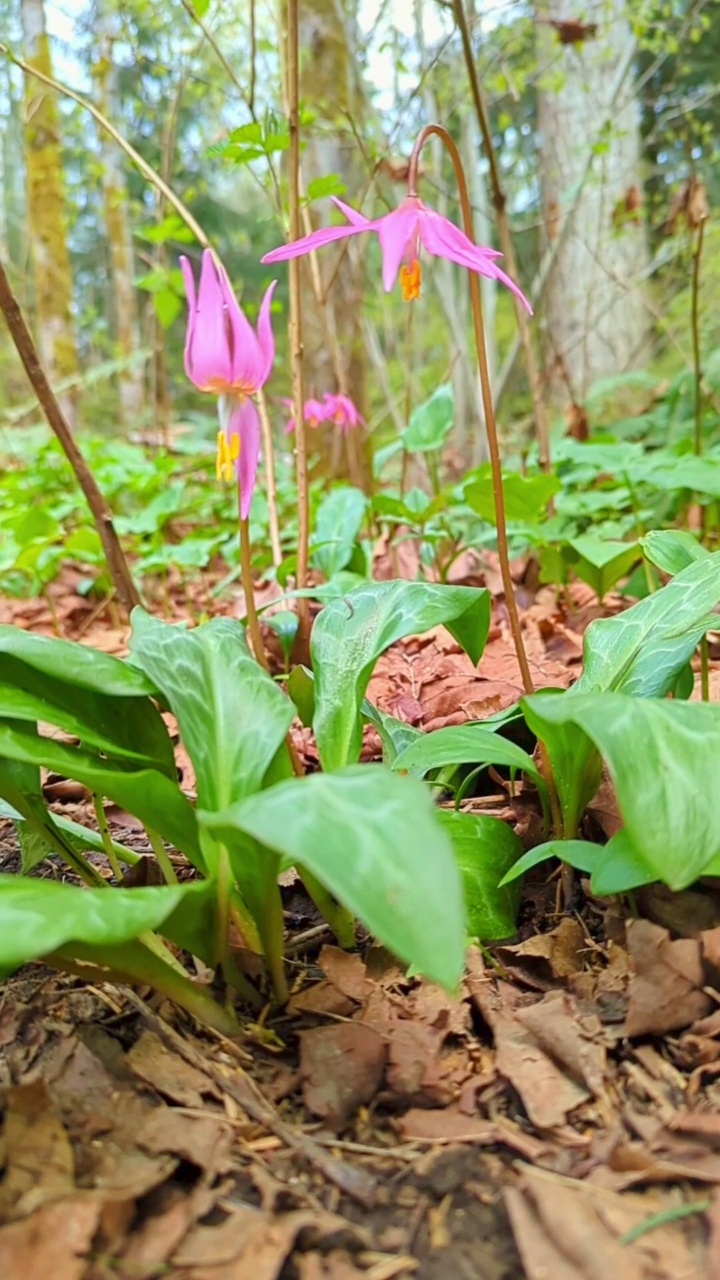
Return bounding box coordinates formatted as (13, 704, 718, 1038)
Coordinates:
(0, 256, 140, 613)
(121, 988, 377, 1206)
(239, 514, 270, 672)
(257, 388, 283, 567)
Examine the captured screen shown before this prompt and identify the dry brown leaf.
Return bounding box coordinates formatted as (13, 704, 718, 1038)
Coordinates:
(173, 1206, 363, 1280)
(126, 1030, 220, 1107)
(287, 982, 357, 1018)
(318, 946, 372, 1003)
(624, 920, 712, 1037)
(489, 1006, 593, 1129)
(506, 1165, 706, 1280)
(494, 917, 587, 989)
(397, 1108, 548, 1161)
(385, 1021, 444, 1098)
(0, 1197, 100, 1280)
(0, 1081, 75, 1218)
(300, 1023, 386, 1127)
(139, 1108, 233, 1173)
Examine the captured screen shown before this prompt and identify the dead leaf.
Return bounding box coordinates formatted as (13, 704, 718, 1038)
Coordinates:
(494, 918, 587, 989)
(486, 995, 596, 1129)
(506, 1165, 706, 1280)
(386, 1021, 444, 1098)
(300, 1024, 386, 1127)
(126, 1030, 220, 1107)
(139, 1108, 233, 1173)
(0, 1197, 100, 1280)
(318, 946, 371, 1003)
(173, 1206, 363, 1279)
(396, 1108, 548, 1160)
(624, 919, 712, 1037)
(0, 1081, 75, 1218)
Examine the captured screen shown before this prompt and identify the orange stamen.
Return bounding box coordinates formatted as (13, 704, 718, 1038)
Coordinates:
(400, 258, 422, 302)
(216, 430, 240, 482)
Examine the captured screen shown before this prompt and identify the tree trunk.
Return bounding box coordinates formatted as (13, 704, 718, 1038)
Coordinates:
(21, 0, 78, 420)
(92, 2, 144, 424)
(294, 0, 369, 487)
(536, 0, 649, 406)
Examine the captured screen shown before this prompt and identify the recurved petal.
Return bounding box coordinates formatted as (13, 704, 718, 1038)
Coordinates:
(261, 221, 367, 265)
(255, 280, 277, 385)
(229, 396, 262, 520)
(331, 196, 372, 226)
(377, 200, 419, 291)
(189, 250, 234, 390)
(419, 204, 504, 261)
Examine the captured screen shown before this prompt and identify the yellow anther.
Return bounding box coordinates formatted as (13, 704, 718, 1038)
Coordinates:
(400, 258, 422, 302)
(216, 430, 240, 482)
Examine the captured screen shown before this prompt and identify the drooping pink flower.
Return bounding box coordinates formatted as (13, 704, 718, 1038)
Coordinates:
(322, 393, 364, 433)
(283, 395, 332, 435)
(262, 195, 531, 312)
(180, 249, 277, 519)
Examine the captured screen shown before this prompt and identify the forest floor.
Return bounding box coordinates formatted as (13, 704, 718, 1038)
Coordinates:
(1, 555, 720, 1280)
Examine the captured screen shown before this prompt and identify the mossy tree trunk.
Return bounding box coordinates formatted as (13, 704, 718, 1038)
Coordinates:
(21, 0, 78, 423)
(92, 1, 144, 424)
(536, 0, 650, 407)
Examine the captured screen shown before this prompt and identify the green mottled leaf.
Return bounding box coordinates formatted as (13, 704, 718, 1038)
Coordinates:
(200, 766, 466, 989)
(311, 581, 490, 770)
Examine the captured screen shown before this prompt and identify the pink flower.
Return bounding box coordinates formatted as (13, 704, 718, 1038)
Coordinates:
(262, 195, 531, 312)
(322, 393, 364, 432)
(180, 249, 277, 519)
(283, 395, 332, 435)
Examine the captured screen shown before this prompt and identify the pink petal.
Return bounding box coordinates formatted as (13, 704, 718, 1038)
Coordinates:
(227, 396, 261, 520)
(377, 199, 420, 291)
(255, 280, 277, 385)
(188, 250, 234, 390)
(261, 221, 367, 265)
(179, 255, 197, 382)
(419, 204, 503, 261)
(219, 264, 264, 390)
(331, 196, 372, 226)
(418, 211, 533, 314)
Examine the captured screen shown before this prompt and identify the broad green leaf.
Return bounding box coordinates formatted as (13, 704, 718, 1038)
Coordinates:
(0, 752, 107, 886)
(641, 529, 710, 576)
(576, 551, 720, 695)
(499, 839, 603, 885)
(200, 766, 466, 989)
(567, 536, 641, 600)
(0, 874, 212, 972)
(0, 718, 200, 863)
(402, 384, 454, 452)
(311, 581, 490, 770)
(306, 173, 347, 201)
(465, 469, 560, 523)
(311, 487, 367, 580)
(288, 664, 315, 727)
(522, 697, 602, 839)
(361, 700, 422, 766)
(0, 652, 174, 774)
(0, 626, 155, 696)
(129, 611, 294, 809)
(436, 810, 522, 939)
(264, 610, 299, 667)
(589, 829, 658, 895)
(524, 692, 720, 889)
(393, 724, 547, 801)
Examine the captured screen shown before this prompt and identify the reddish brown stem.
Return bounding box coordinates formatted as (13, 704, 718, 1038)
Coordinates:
(407, 125, 534, 696)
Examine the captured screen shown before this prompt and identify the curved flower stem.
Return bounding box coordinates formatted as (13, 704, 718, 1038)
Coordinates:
(257, 389, 283, 567)
(146, 827, 179, 885)
(451, 0, 551, 476)
(282, 0, 310, 653)
(407, 125, 534, 696)
(691, 216, 707, 459)
(93, 793, 124, 881)
(239, 514, 270, 672)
